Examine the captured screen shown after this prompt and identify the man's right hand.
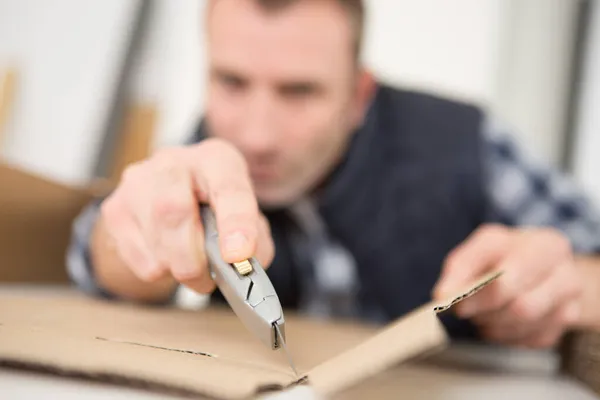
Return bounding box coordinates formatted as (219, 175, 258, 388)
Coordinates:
(92, 138, 275, 301)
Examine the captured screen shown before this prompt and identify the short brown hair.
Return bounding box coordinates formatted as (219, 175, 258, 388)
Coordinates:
(209, 0, 365, 61)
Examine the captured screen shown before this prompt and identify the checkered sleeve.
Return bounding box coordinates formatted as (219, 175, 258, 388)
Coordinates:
(483, 116, 600, 254)
(65, 198, 116, 298)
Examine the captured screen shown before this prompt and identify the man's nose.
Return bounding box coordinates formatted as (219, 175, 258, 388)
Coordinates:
(238, 90, 280, 154)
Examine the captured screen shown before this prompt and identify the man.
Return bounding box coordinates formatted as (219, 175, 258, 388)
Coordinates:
(68, 0, 600, 348)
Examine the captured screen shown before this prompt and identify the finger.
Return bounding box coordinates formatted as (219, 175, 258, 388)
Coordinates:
(516, 303, 579, 348)
(123, 151, 206, 285)
(151, 165, 203, 281)
(456, 231, 574, 318)
(504, 303, 578, 348)
(177, 214, 272, 294)
(101, 197, 165, 282)
(516, 328, 564, 349)
(191, 139, 260, 263)
(494, 228, 572, 303)
(434, 224, 512, 298)
(254, 213, 275, 268)
(471, 261, 580, 324)
(178, 221, 216, 294)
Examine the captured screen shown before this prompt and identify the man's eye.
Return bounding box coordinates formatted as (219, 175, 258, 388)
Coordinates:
(219, 75, 246, 90)
(280, 84, 316, 98)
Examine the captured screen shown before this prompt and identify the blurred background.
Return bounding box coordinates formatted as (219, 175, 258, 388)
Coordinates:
(1, 0, 600, 282)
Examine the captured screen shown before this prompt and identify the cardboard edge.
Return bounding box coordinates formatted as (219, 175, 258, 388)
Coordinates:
(302, 270, 503, 396)
(432, 270, 503, 314)
(0, 359, 205, 400)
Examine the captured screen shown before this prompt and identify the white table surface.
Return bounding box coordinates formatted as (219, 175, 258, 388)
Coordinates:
(1, 285, 599, 400)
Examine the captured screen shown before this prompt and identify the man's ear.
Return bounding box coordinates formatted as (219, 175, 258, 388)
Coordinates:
(349, 68, 376, 129)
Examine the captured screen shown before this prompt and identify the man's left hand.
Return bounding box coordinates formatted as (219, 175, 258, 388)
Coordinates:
(433, 224, 583, 348)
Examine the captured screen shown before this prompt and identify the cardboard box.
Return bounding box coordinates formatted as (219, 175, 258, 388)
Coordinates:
(0, 100, 151, 283)
(0, 271, 501, 398)
(0, 161, 100, 283)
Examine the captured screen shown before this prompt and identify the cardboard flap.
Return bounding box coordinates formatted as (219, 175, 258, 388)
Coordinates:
(306, 304, 447, 395)
(304, 270, 502, 395)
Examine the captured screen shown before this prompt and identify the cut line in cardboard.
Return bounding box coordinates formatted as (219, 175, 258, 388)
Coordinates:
(0, 270, 502, 399)
(95, 337, 218, 358)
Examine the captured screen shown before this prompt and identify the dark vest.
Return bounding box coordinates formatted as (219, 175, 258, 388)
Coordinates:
(192, 84, 487, 339)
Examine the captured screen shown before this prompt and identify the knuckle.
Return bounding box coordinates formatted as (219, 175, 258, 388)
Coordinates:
(509, 297, 540, 323)
(540, 228, 573, 257)
(200, 138, 240, 157)
(564, 272, 583, 298)
(152, 195, 194, 227)
(172, 269, 200, 282)
(137, 264, 165, 282)
(199, 138, 248, 170)
(176, 268, 211, 287)
(151, 149, 189, 180)
(152, 147, 181, 166)
(100, 197, 123, 224)
(488, 278, 515, 309)
(121, 161, 144, 183)
(556, 304, 579, 326)
(118, 244, 161, 281)
(210, 182, 252, 201)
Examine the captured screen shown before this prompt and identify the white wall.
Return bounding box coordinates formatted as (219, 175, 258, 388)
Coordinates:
(0, 0, 581, 185)
(363, 0, 506, 105)
(362, 0, 578, 166)
(492, 0, 579, 166)
(126, 0, 206, 148)
(573, 1, 600, 204)
(0, 0, 140, 186)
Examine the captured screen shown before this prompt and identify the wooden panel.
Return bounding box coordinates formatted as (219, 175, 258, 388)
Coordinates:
(109, 102, 157, 184)
(0, 68, 17, 142)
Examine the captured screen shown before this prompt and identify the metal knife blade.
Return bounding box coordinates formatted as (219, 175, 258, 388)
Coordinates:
(274, 322, 298, 377)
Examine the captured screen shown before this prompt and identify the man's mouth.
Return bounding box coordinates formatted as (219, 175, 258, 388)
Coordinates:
(250, 167, 279, 181)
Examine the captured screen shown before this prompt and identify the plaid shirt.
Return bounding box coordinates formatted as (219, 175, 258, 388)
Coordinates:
(66, 114, 600, 314)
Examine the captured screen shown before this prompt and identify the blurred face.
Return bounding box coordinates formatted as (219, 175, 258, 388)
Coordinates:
(205, 0, 373, 208)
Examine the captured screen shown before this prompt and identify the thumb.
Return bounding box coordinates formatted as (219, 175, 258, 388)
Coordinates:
(433, 225, 511, 299)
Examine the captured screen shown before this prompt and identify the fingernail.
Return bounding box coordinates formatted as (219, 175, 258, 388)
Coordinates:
(223, 231, 249, 257)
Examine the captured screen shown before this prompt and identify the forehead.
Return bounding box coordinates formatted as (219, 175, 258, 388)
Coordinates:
(207, 0, 354, 79)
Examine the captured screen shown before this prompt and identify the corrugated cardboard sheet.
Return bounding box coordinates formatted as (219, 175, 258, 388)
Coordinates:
(0, 272, 501, 398)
